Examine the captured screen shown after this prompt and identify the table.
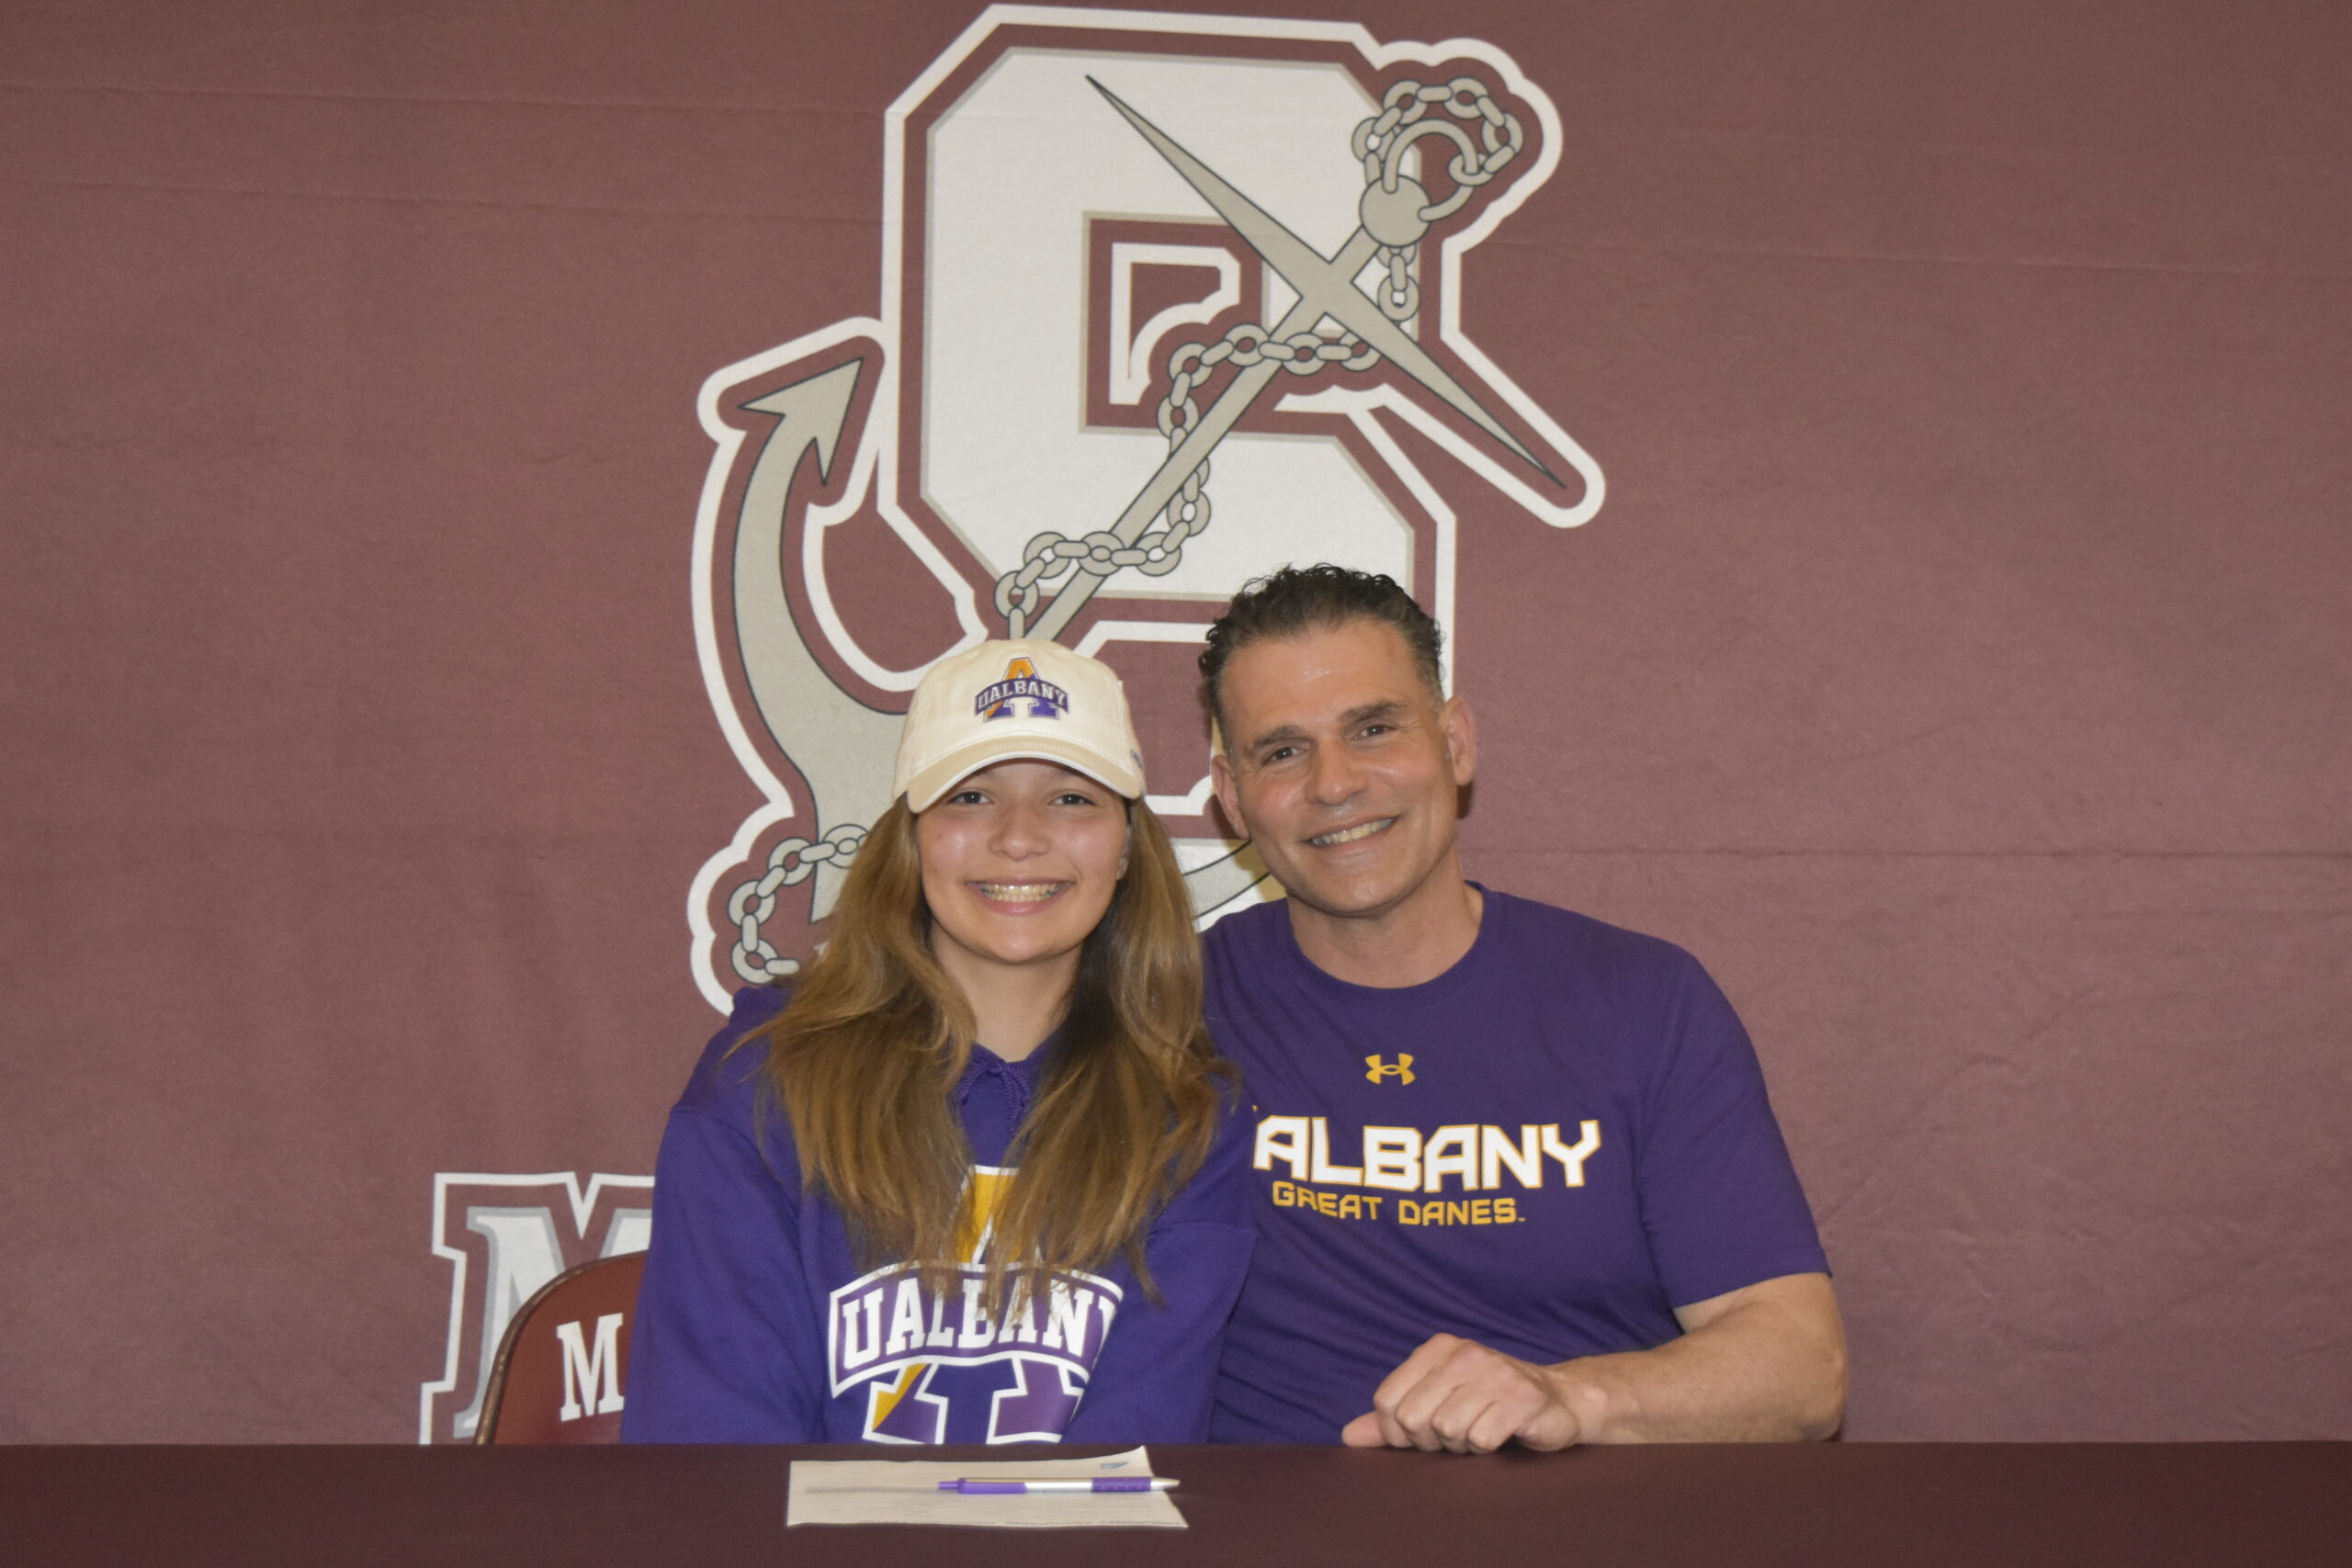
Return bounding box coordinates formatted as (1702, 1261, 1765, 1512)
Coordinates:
(7, 1441, 2346, 1566)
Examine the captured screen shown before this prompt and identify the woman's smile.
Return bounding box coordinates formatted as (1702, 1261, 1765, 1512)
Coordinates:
(970, 879, 1070, 906)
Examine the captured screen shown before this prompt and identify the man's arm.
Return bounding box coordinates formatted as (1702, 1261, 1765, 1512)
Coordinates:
(1340, 1271, 1846, 1452)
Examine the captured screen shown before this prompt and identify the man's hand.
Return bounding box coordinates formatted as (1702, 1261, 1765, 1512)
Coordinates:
(1340, 1334, 1584, 1453)
(1338, 1274, 1845, 1451)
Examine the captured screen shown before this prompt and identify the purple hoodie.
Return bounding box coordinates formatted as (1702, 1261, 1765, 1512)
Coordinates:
(623, 987, 1254, 1444)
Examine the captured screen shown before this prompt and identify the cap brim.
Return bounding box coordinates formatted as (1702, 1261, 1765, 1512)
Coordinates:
(902, 731, 1144, 813)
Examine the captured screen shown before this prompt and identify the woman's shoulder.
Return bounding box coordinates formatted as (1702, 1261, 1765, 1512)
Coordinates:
(671, 984, 793, 1122)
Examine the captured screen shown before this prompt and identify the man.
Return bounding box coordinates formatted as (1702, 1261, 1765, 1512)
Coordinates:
(1199, 565, 1845, 1451)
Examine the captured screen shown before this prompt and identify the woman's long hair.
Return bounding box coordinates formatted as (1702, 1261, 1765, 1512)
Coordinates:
(743, 795, 1226, 1306)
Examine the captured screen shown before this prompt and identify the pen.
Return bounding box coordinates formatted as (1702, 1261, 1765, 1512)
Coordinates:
(937, 1477, 1180, 1495)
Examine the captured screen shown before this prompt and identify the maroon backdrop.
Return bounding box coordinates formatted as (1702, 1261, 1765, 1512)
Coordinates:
(4, 0, 2346, 1443)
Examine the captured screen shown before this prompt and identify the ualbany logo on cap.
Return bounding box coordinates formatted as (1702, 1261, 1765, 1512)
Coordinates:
(974, 656, 1069, 722)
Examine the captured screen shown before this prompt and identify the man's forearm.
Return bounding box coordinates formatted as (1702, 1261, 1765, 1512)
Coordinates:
(1548, 1272, 1847, 1443)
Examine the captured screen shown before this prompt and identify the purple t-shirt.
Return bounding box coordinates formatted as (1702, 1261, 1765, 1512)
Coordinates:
(1204, 889, 1828, 1444)
(622, 987, 1255, 1445)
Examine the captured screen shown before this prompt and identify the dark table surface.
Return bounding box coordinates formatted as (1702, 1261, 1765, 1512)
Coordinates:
(7, 1441, 2347, 1567)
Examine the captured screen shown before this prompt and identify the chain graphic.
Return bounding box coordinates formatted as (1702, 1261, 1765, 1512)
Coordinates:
(727, 824, 869, 982)
(996, 77, 1533, 639)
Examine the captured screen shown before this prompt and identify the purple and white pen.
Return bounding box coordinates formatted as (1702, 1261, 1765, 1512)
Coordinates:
(937, 1476, 1180, 1495)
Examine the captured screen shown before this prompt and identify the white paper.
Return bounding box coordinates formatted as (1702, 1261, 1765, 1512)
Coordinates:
(786, 1445, 1185, 1529)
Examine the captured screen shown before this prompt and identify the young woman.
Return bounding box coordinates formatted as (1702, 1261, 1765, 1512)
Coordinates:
(622, 639, 1252, 1444)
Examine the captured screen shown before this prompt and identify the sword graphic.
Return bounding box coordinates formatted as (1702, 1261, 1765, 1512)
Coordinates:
(1023, 79, 1560, 642)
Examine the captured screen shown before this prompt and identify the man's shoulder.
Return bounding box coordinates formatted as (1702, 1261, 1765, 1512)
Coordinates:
(1200, 896, 1288, 964)
(1199, 897, 1306, 996)
(1483, 888, 1703, 982)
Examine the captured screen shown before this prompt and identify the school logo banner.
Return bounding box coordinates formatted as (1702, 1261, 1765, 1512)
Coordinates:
(684, 5, 1603, 1005)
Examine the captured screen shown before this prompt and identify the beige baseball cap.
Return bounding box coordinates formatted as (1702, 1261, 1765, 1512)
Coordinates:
(893, 638, 1148, 812)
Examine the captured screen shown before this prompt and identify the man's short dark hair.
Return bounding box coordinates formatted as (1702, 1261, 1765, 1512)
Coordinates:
(1199, 564, 1445, 739)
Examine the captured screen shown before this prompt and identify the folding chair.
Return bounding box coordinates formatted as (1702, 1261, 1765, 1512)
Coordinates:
(473, 1251, 648, 1444)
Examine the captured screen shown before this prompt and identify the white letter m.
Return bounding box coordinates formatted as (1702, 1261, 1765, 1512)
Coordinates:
(556, 1313, 626, 1421)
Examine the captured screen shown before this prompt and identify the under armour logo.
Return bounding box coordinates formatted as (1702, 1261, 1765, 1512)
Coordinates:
(1364, 1055, 1415, 1085)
